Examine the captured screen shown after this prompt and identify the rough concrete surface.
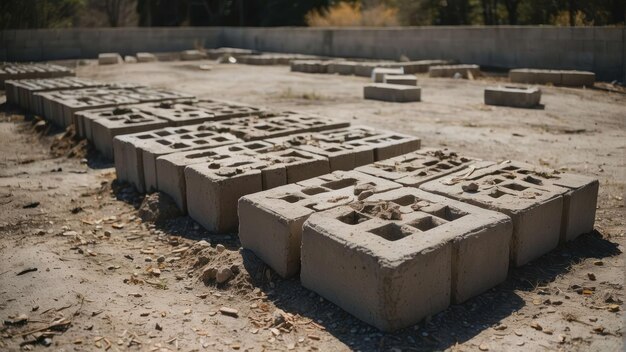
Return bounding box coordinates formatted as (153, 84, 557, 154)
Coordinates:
(0, 60, 623, 351)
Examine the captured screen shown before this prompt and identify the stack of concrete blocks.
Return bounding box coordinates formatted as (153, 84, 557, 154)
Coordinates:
(139, 99, 267, 126)
(204, 112, 350, 141)
(98, 53, 123, 65)
(113, 126, 241, 193)
(0, 63, 75, 88)
(383, 74, 418, 86)
(206, 47, 257, 60)
(290, 60, 329, 74)
(356, 148, 480, 187)
(300, 187, 513, 331)
(186, 147, 331, 232)
(5, 77, 106, 115)
(136, 52, 157, 63)
(371, 67, 404, 83)
(240, 53, 321, 66)
(180, 50, 206, 61)
(156, 141, 275, 212)
(266, 126, 421, 171)
(83, 107, 170, 159)
(420, 160, 598, 266)
(484, 86, 542, 109)
(428, 64, 481, 79)
(509, 69, 595, 87)
(363, 84, 421, 102)
(239, 170, 403, 277)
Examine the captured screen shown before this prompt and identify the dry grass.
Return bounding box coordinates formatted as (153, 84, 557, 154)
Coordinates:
(306, 2, 398, 27)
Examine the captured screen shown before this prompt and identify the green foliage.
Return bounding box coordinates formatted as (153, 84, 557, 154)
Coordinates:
(0, 0, 85, 29)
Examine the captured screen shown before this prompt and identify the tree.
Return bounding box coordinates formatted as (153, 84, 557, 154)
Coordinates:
(0, 0, 84, 29)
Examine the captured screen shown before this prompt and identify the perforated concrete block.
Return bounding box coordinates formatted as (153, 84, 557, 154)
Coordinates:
(356, 148, 480, 187)
(371, 68, 404, 83)
(98, 53, 122, 65)
(428, 65, 481, 78)
(156, 141, 274, 212)
(383, 74, 417, 86)
(238, 170, 402, 278)
(186, 149, 329, 233)
(421, 161, 570, 267)
(484, 86, 541, 108)
(364, 83, 421, 103)
(300, 187, 512, 331)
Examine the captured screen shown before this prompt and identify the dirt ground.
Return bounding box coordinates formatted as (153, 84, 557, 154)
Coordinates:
(0, 60, 624, 351)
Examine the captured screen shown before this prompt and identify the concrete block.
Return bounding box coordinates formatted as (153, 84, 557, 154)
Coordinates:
(300, 187, 512, 331)
(186, 149, 329, 233)
(138, 99, 266, 126)
(383, 74, 417, 86)
(356, 148, 479, 187)
(136, 52, 157, 63)
(421, 161, 569, 267)
(206, 47, 256, 60)
(328, 61, 357, 75)
(239, 170, 402, 278)
(98, 53, 123, 65)
(180, 50, 206, 61)
(509, 69, 562, 85)
(0, 63, 74, 88)
(428, 64, 481, 78)
(399, 60, 454, 74)
(364, 83, 421, 103)
(371, 67, 404, 83)
(156, 141, 273, 212)
(87, 108, 169, 159)
(560, 70, 595, 87)
(204, 112, 350, 141)
(124, 55, 137, 63)
(484, 86, 541, 109)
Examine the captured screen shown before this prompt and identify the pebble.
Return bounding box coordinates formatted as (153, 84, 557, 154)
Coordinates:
(216, 267, 233, 283)
(216, 244, 226, 253)
(219, 307, 238, 317)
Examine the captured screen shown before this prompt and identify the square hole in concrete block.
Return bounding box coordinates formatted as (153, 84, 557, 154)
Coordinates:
(186, 150, 218, 160)
(321, 178, 358, 190)
(489, 189, 507, 198)
(390, 195, 417, 206)
(406, 216, 446, 232)
(368, 223, 413, 241)
(280, 194, 305, 203)
(501, 165, 519, 171)
(423, 205, 468, 221)
(301, 187, 328, 196)
(337, 210, 371, 225)
(423, 160, 439, 167)
(523, 175, 543, 185)
(503, 183, 528, 192)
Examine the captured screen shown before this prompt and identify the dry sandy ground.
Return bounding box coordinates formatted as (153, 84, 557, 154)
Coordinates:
(0, 60, 624, 351)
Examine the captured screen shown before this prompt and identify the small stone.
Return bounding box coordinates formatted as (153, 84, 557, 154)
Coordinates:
(216, 267, 233, 284)
(357, 190, 374, 200)
(157, 256, 166, 263)
(530, 321, 542, 331)
(494, 324, 507, 331)
(104, 230, 111, 237)
(145, 257, 152, 262)
(587, 272, 596, 281)
(593, 260, 603, 266)
(33, 229, 45, 236)
(479, 344, 489, 351)
(462, 182, 479, 192)
(219, 307, 238, 317)
(216, 244, 225, 253)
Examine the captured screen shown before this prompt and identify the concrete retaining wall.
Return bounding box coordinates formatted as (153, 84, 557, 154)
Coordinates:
(1, 26, 624, 82)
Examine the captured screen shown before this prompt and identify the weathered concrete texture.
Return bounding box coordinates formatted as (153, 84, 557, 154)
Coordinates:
(203, 112, 350, 141)
(138, 99, 266, 126)
(356, 148, 479, 187)
(239, 170, 402, 278)
(136, 52, 157, 63)
(4, 77, 105, 115)
(383, 74, 417, 86)
(180, 50, 206, 61)
(371, 68, 404, 83)
(420, 161, 572, 267)
(327, 61, 357, 75)
(156, 141, 274, 212)
(300, 187, 512, 331)
(509, 69, 595, 87)
(484, 86, 541, 108)
(112, 126, 240, 193)
(185, 148, 329, 233)
(267, 126, 421, 171)
(206, 47, 257, 60)
(86, 107, 169, 159)
(428, 64, 481, 79)
(0, 63, 75, 88)
(290, 60, 330, 74)
(364, 83, 421, 103)
(98, 53, 123, 65)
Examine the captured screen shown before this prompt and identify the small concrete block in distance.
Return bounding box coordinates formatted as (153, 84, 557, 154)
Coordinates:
(428, 64, 481, 78)
(300, 187, 512, 331)
(98, 53, 123, 65)
(328, 61, 357, 75)
(421, 161, 569, 267)
(180, 50, 205, 61)
(356, 148, 479, 187)
(156, 141, 274, 212)
(383, 74, 417, 86)
(560, 70, 595, 87)
(371, 67, 404, 83)
(364, 83, 421, 103)
(238, 170, 402, 278)
(124, 56, 137, 63)
(185, 149, 329, 233)
(136, 52, 157, 63)
(484, 86, 541, 109)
